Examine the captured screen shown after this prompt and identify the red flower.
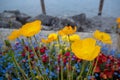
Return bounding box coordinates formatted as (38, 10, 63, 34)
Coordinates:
(34, 47, 38, 52)
(42, 54, 49, 63)
(30, 54, 34, 58)
(100, 72, 107, 79)
(103, 69, 114, 79)
(29, 49, 33, 53)
(22, 59, 26, 63)
(21, 52, 26, 57)
(97, 53, 107, 64)
(64, 52, 70, 56)
(24, 46, 29, 51)
(58, 54, 62, 62)
(40, 47, 46, 53)
(94, 66, 100, 73)
(63, 58, 67, 64)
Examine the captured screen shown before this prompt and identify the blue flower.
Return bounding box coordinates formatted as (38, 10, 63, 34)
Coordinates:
(117, 54, 120, 58)
(46, 68, 49, 74)
(101, 45, 109, 54)
(76, 69, 80, 73)
(95, 73, 99, 77)
(114, 72, 118, 75)
(110, 49, 116, 56)
(74, 64, 79, 69)
(0, 77, 4, 80)
(49, 72, 57, 78)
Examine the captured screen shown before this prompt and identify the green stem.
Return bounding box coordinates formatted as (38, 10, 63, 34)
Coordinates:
(68, 35, 72, 80)
(11, 50, 29, 79)
(86, 61, 93, 78)
(28, 51, 35, 79)
(77, 61, 87, 80)
(8, 51, 22, 79)
(58, 36, 64, 80)
(71, 66, 75, 80)
(29, 37, 49, 80)
(61, 57, 63, 80)
(21, 38, 35, 79)
(92, 57, 99, 76)
(57, 35, 61, 80)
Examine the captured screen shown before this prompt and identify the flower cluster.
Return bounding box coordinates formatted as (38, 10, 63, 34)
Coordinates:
(0, 19, 120, 80)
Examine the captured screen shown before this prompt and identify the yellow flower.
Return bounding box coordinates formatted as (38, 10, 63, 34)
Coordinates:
(93, 30, 112, 44)
(100, 32, 112, 44)
(8, 30, 20, 41)
(93, 30, 102, 40)
(58, 30, 65, 36)
(20, 20, 42, 37)
(61, 35, 69, 41)
(71, 38, 101, 61)
(59, 26, 77, 35)
(69, 34, 80, 41)
(48, 33, 58, 41)
(41, 37, 54, 44)
(41, 38, 48, 44)
(116, 17, 120, 23)
(62, 34, 80, 42)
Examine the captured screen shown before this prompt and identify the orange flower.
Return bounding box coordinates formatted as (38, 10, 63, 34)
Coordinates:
(58, 26, 77, 35)
(116, 17, 120, 23)
(58, 30, 65, 36)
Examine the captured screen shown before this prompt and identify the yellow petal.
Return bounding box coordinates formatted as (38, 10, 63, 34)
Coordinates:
(69, 34, 80, 41)
(20, 20, 42, 37)
(41, 38, 48, 44)
(60, 26, 77, 35)
(88, 46, 101, 61)
(82, 38, 96, 49)
(61, 35, 69, 42)
(58, 30, 65, 36)
(7, 30, 20, 41)
(71, 38, 101, 61)
(48, 33, 58, 41)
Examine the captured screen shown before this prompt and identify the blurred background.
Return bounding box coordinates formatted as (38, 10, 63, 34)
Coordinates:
(0, 0, 120, 17)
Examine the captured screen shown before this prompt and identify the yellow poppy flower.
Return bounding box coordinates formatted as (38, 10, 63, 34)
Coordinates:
(69, 34, 80, 41)
(48, 33, 58, 41)
(100, 32, 112, 44)
(61, 35, 69, 41)
(93, 30, 112, 44)
(20, 20, 42, 37)
(62, 34, 80, 42)
(41, 37, 54, 44)
(8, 30, 20, 41)
(41, 38, 49, 44)
(58, 30, 65, 36)
(93, 30, 102, 40)
(116, 17, 120, 23)
(59, 26, 77, 35)
(71, 38, 101, 61)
